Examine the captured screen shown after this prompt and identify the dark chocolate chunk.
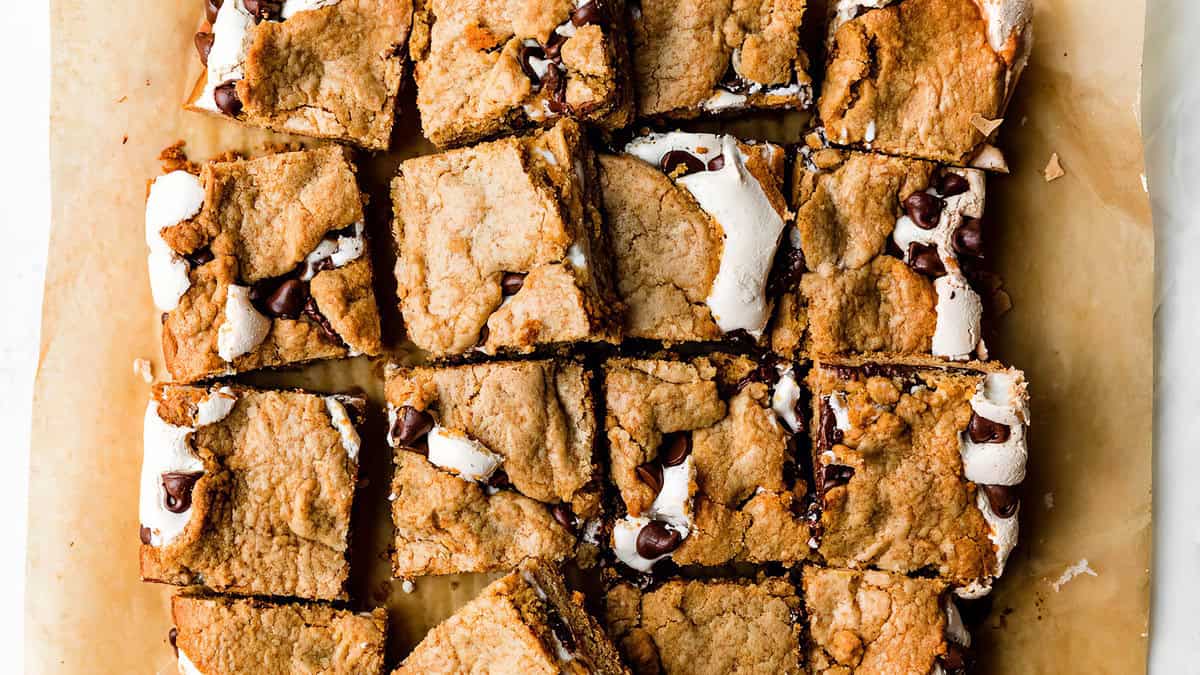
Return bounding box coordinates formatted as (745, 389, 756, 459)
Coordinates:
(903, 191, 944, 229)
(184, 247, 214, 267)
(953, 217, 984, 258)
(194, 32, 214, 67)
(937, 172, 970, 197)
(907, 242, 946, 278)
(551, 504, 577, 533)
(766, 232, 806, 296)
(487, 469, 511, 488)
(706, 154, 725, 172)
(139, 525, 152, 545)
(939, 642, 968, 671)
(543, 31, 567, 59)
(302, 296, 342, 344)
(391, 406, 434, 446)
(980, 484, 1019, 518)
(243, 0, 282, 21)
(264, 279, 308, 319)
(161, 472, 202, 514)
(817, 398, 845, 452)
(500, 272, 526, 296)
(542, 67, 569, 114)
(570, 0, 604, 26)
(659, 432, 691, 467)
(659, 150, 705, 177)
(717, 61, 752, 95)
(635, 521, 682, 559)
(213, 81, 242, 116)
(636, 462, 664, 495)
(967, 413, 1011, 444)
(518, 43, 547, 81)
(205, 0, 223, 24)
(820, 464, 855, 493)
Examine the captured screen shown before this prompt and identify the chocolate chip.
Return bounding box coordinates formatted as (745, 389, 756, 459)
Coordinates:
(636, 462, 663, 495)
(968, 413, 1011, 443)
(194, 32, 214, 67)
(635, 521, 682, 559)
(476, 324, 490, 347)
(501, 272, 526, 296)
(243, 0, 282, 21)
(660, 150, 705, 177)
(820, 464, 854, 493)
(767, 233, 806, 296)
(551, 504, 577, 533)
(139, 525, 151, 545)
(571, 0, 604, 26)
(818, 399, 844, 451)
(706, 154, 725, 172)
(659, 432, 691, 467)
(184, 247, 214, 267)
(264, 279, 308, 319)
(548, 613, 577, 653)
(907, 242, 946, 278)
(939, 642, 968, 670)
(391, 406, 434, 446)
(718, 62, 752, 95)
(303, 296, 342, 344)
(542, 67, 569, 114)
(488, 469, 511, 488)
(205, 0, 222, 24)
(169, 626, 179, 656)
(903, 192, 944, 229)
(937, 172, 970, 197)
(953, 218, 984, 258)
(734, 360, 777, 394)
(980, 484, 1019, 518)
(518, 43, 547, 81)
(161, 472, 202, 513)
(213, 81, 242, 116)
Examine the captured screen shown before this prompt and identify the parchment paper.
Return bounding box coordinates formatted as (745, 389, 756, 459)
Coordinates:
(28, 0, 1153, 672)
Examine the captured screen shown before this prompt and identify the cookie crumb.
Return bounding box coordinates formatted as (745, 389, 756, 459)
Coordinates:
(970, 114, 1004, 136)
(402, 579, 415, 593)
(133, 358, 154, 383)
(1044, 153, 1065, 182)
(1051, 559, 1097, 591)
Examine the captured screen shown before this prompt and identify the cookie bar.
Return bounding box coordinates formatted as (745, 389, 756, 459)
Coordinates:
(170, 592, 388, 674)
(604, 355, 811, 572)
(803, 566, 972, 674)
(630, 0, 813, 118)
(807, 359, 1029, 597)
(185, 0, 411, 150)
(394, 560, 630, 674)
(392, 120, 622, 358)
(772, 144, 990, 362)
(604, 577, 804, 674)
(410, 0, 634, 148)
(819, 0, 1032, 166)
(139, 383, 364, 600)
(598, 132, 791, 345)
(386, 359, 604, 577)
(146, 145, 383, 383)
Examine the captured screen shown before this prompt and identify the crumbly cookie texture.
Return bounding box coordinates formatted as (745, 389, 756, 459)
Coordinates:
(604, 355, 811, 570)
(394, 560, 631, 674)
(140, 384, 362, 600)
(187, 0, 411, 150)
(605, 577, 805, 675)
(803, 566, 951, 675)
(819, 0, 1023, 165)
(392, 119, 623, 357)
(171, 593, 387, 674)
(410, 0, 634, 148)
(154, 145, 383, 383)
(631, 0, 813, 118)
(387, 360, 602, 576)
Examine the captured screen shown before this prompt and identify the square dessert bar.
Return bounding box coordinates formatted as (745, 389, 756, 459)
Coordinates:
(395, 560, 630, 674)
(803, 566, 972, 674)
(604, 576, 805, 674)
(630, 0, 813, 118)
(146, 145, 383, 384)
(771, 143, 991, 362)
(170, 593, 388, 674)
(410, 0, 634, 148)
(392, 120, 622, 358)
(598, 131, 792, 345)
(819, 0, 1032, 166)
(807, 359, 1029, 598)
(139, 383, 365, 600)
(185, 0, 411, 150)
(386, 359, 604, 577)
(604, 355, 811, 572)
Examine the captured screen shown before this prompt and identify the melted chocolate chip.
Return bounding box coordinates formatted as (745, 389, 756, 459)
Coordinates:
(184, 247, 214, 267)
(213, 81, 242, 116)
(767, 233, 806, 296)
(488, 469, 511, 488)
(543, 31, 567, 58)
(903, 192, 944, 229)
(817, 399, 844, 452)
(264, 279, 308, 319)
(706, 154, 725, 172)
(194, 32, 214, 67)
(139, 525, 152, 545)
(659, 432, 691, 467)
(953, 218, 984, 258)
(243, 0, 282, 21)
(718, 62, 752, 95)
(907, 242, 947, 278)
(980, 484, 1019, 518)
(635, 521, 682, 558)
(819, 464, 855, 493)
(500, 272, 526, 296)
(518, 43, 547, 81)
(391, 406, 434, 447)
(547, 613, 577, 652)
(660, 150, 705, 177)
(542, 67, 569, 113)
(636, 462, 664, 495)
(939, 642, 968, 671)
(967, 413, 1011, 443)
(571, 0, 605, 26)
(161, 472, 202, 513)
(169, 626, 179, 656)
(937, 172, 970, 197)
(205, 0, 223, 24)
(551, 504, 577, 533)
(303, 296, 343, 344)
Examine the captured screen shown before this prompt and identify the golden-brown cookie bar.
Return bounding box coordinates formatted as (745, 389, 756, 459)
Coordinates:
(771, 143, 991, 363)
(803, 566, 972, 674)
(410, 0, 634, 148)
(385, 359, 604, 577)
(147, 145, 384, 384)
(807, 359, 1029, 597)
(170, 593, 388, 674)
(604, 576, 805, 675)
(139, 384, 365, 600)
(394, 560, 631, 674)
(630, 0, 813, 118)
(604, 355, 812, 572)
(185, 0, 411, 150)
(392, 120, 623, 358)
(598, 131, 791, 346)
(819, 0, 1032, 166)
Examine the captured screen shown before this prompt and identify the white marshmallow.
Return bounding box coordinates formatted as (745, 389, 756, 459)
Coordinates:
(140, 403, 203, 547)
(427, 426, 502, 482)
(771, 366, 803, 433)
(281, 0, 340, 19)
(300, 221, 365, 281)
(945, 599, 972, 647)
(325, 397, 361, 461)
(145, 171, 205, 311)
(977, 489, 1019, 578)
(648, 456, 696, 529)
(566, 241, 588, 269)
(828, 392, 852, 432)
(216, 284, 271, 362)
(177, 650, 203, 675)
(197, 0, 256, 113)
(931, 274, 984, 361)
(195, 387, 237, 426)
(701, 89, 748, 112)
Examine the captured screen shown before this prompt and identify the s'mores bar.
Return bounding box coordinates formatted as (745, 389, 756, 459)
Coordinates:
(598, 132, 792, 346)
(186, 0, 411, 150)
(170, 593, 388, 674)
(772, 143, 991, 362)
(394, 560, 630, 674)
(139, 384, 364, 600)
(392, 120, 623, 358)
(409, 0, 634, 148)
(807, 360, 1029, 597)
(803, 566, 973, 674)
(820, 0, 1032, 166)
(604, 577, 805, 674)
(629, 0, 813, 118)
(386, 360, 604, 577)
(604, 355, 812, 572)
(146, 145, 383, 383)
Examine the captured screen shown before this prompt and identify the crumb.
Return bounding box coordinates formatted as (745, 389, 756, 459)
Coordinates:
(1051, 559, 1097, 591)
(388, 492, 398, 501)
(402, 579, 415, 593)
(970, 114, 1004, 136)
(1043, 492, 1054, 510)
(133, 358, 154, 383)
(1044, 153, 1065, 182)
